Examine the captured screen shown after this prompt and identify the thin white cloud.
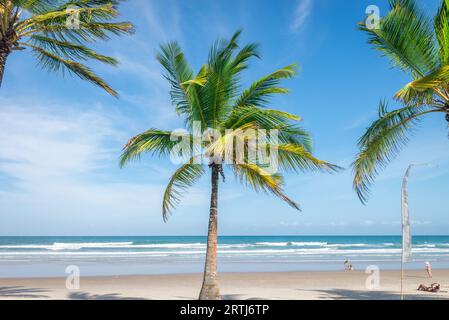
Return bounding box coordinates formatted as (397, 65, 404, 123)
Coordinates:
(291, 0, 313, 33)
(0, 101, 114, 181)
(115, 54, 165, 86)
(343, 111, 376, 131)
(136, 0, 182, 42)
(0, 97, 206, 235)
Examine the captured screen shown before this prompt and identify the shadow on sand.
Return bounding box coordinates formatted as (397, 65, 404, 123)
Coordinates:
(173, 294, 265, 300)
(68, 291, 148, 300)
(222, 294, 265, 300)
(298, 288, 448, 300)
(0, 286, 50, 299)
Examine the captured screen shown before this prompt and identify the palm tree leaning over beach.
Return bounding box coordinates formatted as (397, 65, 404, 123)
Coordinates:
(354, 0, 449, 203)
(0, 0, 133, 96)
(120, 30, 340, 300)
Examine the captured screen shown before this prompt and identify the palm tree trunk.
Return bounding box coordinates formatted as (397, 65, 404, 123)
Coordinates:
(199, 164, 221, 300)
(0, 47, 9, 88)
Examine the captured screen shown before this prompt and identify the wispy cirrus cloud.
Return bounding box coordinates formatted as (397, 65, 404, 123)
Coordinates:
(291, 0, 313, 33)
(135, 0, 182, 42)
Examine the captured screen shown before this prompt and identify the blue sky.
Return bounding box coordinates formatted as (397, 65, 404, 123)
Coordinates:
(0, 0, 448, 236)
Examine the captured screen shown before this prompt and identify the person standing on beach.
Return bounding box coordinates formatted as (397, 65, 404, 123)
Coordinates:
(425, 262, 433, 278)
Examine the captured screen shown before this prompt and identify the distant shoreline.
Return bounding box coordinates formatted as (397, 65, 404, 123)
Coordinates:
(0, 266, 448, 280)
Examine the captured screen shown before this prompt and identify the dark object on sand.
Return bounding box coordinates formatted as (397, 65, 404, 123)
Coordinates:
(417, 283, 441, 293)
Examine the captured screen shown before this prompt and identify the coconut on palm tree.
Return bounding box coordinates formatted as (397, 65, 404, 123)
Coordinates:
(120, 30, 340, 300)
(0, 0, 133, 96)
(354, 0, 449, 203)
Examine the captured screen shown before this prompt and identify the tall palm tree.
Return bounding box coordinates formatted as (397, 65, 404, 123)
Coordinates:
(354, 0, 449, 203)
(0, 0, 133, 96)
(120, 31, 340, 300)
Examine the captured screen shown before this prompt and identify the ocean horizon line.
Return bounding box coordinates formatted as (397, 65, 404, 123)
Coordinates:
(1, 234, 449, 238)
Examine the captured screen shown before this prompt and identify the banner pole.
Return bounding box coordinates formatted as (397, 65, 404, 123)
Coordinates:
(400, 165, 413, 301)
(400, 249, 404, 300)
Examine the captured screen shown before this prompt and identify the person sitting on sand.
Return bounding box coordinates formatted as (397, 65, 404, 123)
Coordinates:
(344, 259, 354, 271)
(425, 261, 433, 278)
(417, 283, 440, 293)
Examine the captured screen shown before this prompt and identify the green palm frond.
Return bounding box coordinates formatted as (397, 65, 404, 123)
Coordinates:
(233, 163, 300, 211)
(22, 42, 117, 96)
(395, 65, 449, 103)
(228, 42, 260, 75)
(162, 160, 205, 222)
(353, 101, 440, 203)
(208, 29, 241, 71)
(435, 0, 449, 65)
(156, 42, 197, 125)
(235, 64, 297, 108)
(54, 0, 125, 11)
(223, 106, 313, 151)
(359, 0, 437, 78)
(1, 0, 133, 94)
(201, 32, 243, 128)
(355, 0, 449, 203)
(22, 21, 132, 43)
(224, 105, 300, 130)
(276, 143, 342, 174)
(9, 1, 52, 14)
(28, 34, 117, 64)
(181, 64, 208, 89)
(180, 64, 208, 127)
(204, 122, 260, 163)
(120, 129, 187, 168)
(17, 3, 119, 34)
(13, 1, 119, 14)
(276, 124, 314, 151)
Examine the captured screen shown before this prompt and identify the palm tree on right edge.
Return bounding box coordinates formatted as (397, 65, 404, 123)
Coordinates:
(354, 0, 449, 203)
(120, 31, 340, 300)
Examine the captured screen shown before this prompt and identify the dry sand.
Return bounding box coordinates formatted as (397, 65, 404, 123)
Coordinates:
(0, 270, 448, 300)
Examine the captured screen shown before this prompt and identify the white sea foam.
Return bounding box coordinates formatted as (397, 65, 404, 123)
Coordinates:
(129, 243, 205, 249)
(2, 247, 449, 257)
(0, 242, 250, 250)
(52, 242, 134, 250)
(1, 241, 449, 259)
(255, 242, 327, 247)
(0, 242, 134, 250)
(415, 244, 436, 248)
(323, 244, 367, 248)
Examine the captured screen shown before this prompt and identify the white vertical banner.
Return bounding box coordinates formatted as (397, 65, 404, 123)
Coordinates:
(401, 165, 413, 263)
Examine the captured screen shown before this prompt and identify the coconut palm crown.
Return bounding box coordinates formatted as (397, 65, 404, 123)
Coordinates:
(120, 30, 340, 300)
(354, 0, 449, 203)
(0, 0, 133, 96)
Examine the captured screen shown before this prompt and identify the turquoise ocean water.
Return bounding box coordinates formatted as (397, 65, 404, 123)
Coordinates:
(1, 236, 449, 278)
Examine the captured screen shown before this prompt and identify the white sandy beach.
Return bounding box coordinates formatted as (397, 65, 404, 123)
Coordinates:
(0, 270, 448, 300)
